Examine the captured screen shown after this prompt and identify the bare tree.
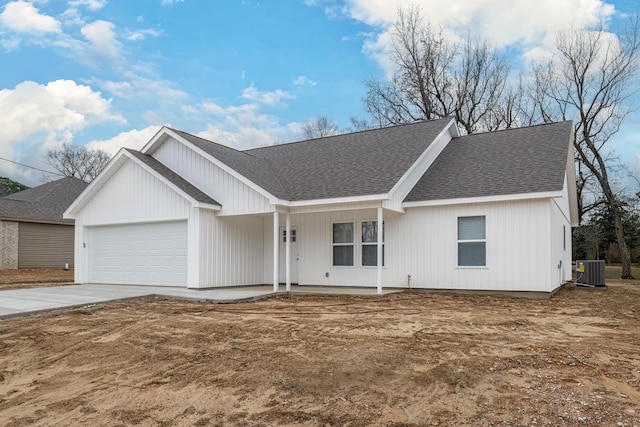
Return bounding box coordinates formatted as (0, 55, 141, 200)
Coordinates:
(348, 116, 377, 132)
(301, 116, 340, 139)
(531, 21, 640, 279)
(363, 5, 514, 134)
(46, 143, 111, 182)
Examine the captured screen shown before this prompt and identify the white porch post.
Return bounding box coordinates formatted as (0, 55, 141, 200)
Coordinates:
(285, 212, 291, 292)
(377, 206, 383, 295)
(273, 210, 279, 293)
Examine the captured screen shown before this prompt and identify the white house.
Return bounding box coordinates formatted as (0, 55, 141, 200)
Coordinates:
(64, 117, 578, 294)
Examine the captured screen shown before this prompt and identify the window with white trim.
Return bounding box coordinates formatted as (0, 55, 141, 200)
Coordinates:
(362, 221, 384, 266)
(332, 222, 354, 266)
(458, 216, 486, 267)
(283, 229, 296, 243)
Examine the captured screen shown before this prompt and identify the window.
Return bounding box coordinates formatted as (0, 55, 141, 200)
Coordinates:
(282, 229, 296, 243)
(458, 216, 486, 267)
(333, 223, 354, 266)
(362, 221, 384, 266)
(563, 225, 566, 251)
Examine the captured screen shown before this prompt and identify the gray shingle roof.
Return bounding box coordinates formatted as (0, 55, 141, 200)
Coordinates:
(404, 121, 573, 202)
(171, 117, 453, 201)
(245, 117, 453, 200)
(0, 177, 88, 223)
(126, 149, 220, 206)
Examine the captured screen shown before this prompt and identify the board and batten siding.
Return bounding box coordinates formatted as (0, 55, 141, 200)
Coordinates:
(73, 160, 193, 284)
(197, 210, 264, 287)
(394, 200, 552, 292)
(75, 160, 191, 226)
(549, 176, 574, 289)
(263, 199, 555, 292)
(153, 138, 272, 215)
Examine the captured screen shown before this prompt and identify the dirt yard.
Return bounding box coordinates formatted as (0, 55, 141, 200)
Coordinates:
(0, 280, 639, 426)
(0, 269, 74, 290)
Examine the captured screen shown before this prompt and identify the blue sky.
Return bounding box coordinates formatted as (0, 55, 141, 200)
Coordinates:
(0, 0, 639, 186)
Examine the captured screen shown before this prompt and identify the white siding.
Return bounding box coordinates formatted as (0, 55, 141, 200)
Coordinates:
(549, 176, 574, 290)
(197, 210, 264, 287)
(74, 160, 192, 283)
(153, 138, 272, 215)
(264, 199, 555, 292)
(75, 160, 191, 225)
(394, 200, 552, 292)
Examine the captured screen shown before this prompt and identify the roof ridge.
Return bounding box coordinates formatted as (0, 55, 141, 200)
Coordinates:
(454, 120, 572, 139)
(244, 116, 454, 153)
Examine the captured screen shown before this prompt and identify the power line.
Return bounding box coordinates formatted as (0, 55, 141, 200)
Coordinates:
(0, 157, 62, 176)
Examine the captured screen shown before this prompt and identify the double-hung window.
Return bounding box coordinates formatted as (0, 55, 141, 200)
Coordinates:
(362, 221, 384, 266)
(332, 222, 354, 266)
(458, 216, 486, 267)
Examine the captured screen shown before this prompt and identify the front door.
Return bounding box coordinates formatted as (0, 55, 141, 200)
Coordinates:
(279, 227, 299, 284)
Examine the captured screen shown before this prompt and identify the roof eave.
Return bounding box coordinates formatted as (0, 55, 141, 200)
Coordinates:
(0, 216, 74, 225)
(194, 202, 222, 211)
(282, 193, 389, 207)
(403, 191, 564, 208)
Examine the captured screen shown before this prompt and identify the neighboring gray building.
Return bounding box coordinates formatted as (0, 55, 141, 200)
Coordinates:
(0, 177, 88, 269)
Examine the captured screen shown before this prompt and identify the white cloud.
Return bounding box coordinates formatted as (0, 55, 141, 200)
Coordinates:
(59, 7, 85, 26)
(161, 0, 184, 5)
(196, 121, 299, 150)
(240, 83, 294, 106)
(86, 125, 161, 155)
(97, 73, 188, 101)
(0, 79, 124, 182)
(101, 80, 132, 95)
(322, 0, 618, 72)
(81, 20, 120, 58)
(68, 0, 108, 11)
(0, 35, 21, 50)
(293, 75, 317, 87)
(200, 101, 226, 115)
(178, 83, 304, 150)
(127, 28, 162, 41)
(1, 1, 61, 33)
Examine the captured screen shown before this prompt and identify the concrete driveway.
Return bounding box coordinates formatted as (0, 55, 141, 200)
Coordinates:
(0, 284, 276, 320)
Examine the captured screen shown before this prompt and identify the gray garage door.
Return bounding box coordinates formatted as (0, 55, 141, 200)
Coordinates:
(18, 223, 75, 269)
(87, 221, 188, 286)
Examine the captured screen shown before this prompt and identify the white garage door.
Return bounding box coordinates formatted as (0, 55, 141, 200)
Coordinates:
(88, 221, 188, 286)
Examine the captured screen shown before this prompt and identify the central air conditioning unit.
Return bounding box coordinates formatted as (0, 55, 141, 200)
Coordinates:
(575, 260, 606, 288)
